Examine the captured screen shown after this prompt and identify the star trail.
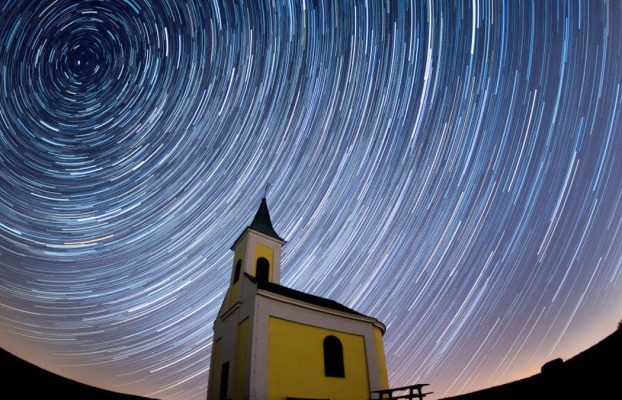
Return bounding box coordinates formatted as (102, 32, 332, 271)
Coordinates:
(1, 1, 621, 399)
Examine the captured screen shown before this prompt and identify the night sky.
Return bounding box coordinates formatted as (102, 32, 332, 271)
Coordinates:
(1, 1, 621, 399)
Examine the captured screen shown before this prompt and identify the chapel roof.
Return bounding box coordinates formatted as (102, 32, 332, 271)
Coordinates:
(247, 273, 366, 317)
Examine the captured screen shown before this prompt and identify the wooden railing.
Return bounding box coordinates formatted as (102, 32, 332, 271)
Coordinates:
(370, 384, 432, 400)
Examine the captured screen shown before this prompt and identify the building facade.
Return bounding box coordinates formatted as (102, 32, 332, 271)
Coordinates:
(207, 198, 389, 400)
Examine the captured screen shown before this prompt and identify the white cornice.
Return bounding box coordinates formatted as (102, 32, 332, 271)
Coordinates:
(257, 289, 386, 333)
(230, 227, 285, 250)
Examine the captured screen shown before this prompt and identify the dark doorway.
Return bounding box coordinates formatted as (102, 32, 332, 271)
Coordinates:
(219, 362, 229, 400)
(256, 257, 270, 283)
(233, 260, 241, 283)
(324, 335, 345, 377)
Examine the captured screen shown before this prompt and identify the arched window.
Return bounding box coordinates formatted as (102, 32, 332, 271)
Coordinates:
(233, 260, 241, 283)
(323, 335, 345, 377)
(256, 257, 270, 283)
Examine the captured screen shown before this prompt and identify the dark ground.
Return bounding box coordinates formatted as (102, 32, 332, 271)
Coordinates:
(0, 347, 155, 399)
(442, 327, 622, 400)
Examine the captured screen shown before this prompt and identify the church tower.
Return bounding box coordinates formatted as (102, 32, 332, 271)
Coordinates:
(229, 197, 285, 287)
(207, 198, 389, 400)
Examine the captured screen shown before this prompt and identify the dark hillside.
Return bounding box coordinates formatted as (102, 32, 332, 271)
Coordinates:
(0, 347, 155, 399)
(443, 328, 622, 400)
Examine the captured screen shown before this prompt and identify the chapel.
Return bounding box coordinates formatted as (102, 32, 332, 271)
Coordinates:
(206, 198, 389, 400)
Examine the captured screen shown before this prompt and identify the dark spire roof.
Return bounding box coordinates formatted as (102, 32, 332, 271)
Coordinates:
(248, 198, 284, 242)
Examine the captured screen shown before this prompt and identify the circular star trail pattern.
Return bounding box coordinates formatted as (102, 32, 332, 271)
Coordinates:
(1, 1, 622, 399)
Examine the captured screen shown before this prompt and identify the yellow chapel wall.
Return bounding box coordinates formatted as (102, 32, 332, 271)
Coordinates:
(234, 244, 246, 278)
(226, 240, 247, 308)
(267, 316, 370, 400)
(207, 338, 222, 400)
(233, 318, 250, 399)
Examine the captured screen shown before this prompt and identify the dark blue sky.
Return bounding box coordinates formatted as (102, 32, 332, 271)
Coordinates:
(1, 1, 621, 399)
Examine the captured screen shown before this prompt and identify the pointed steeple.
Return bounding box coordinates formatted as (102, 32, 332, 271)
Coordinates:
(248, 198, 284, 242)
(229, 197, 285, 285)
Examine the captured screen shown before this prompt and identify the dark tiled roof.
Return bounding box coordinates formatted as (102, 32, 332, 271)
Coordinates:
(248, 197, 285, 242)
(247, 273, 365, 317)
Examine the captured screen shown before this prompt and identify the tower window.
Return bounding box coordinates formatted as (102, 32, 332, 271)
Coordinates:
(323, 335, 345, 378)
(256, 257, 270, 283)
(233, 260, 241, 283)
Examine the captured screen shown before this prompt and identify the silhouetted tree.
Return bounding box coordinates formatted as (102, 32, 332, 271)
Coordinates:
(618, 319, 622, 330)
